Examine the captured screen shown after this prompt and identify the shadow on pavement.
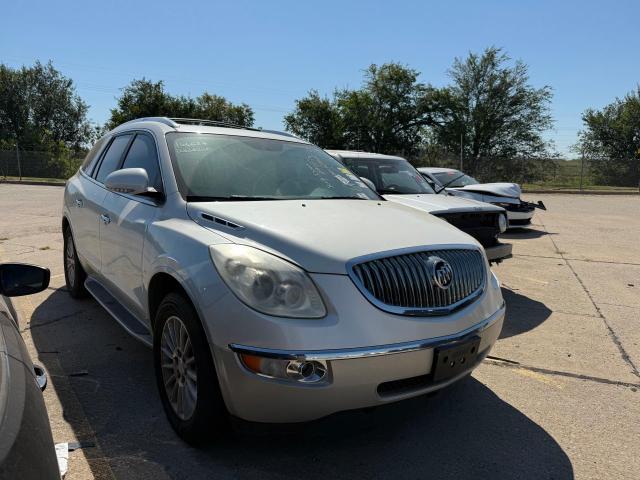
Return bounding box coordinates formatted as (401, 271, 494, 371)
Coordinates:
(499, 288, 552, 339)
(31, 288, 572, 480)
(500, 227, 554, 239)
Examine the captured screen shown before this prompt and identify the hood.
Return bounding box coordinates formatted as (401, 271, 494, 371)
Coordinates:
(187, 200, 479, 274)
(383, 194, 504, 215)
(451, 182, 521, 198)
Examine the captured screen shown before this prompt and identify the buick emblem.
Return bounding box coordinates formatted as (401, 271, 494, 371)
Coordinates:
(428, 256, 453, 290)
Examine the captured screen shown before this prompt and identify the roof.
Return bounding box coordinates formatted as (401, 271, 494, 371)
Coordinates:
(110, 117, 309, 144)
(325, 150, 408, 161)
(417, 167, 461, 174)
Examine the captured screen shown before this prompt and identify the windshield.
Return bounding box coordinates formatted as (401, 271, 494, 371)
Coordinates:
(432, 170, 479, 188)
(166, 133, 379, 200)
(340, 157, 435, 194)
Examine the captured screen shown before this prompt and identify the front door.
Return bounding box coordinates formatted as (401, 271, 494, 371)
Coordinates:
(97, 132, 164, 321)
(99, 192, 158, 319)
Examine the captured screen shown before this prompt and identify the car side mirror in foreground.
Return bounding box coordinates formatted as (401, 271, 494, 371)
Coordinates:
(0, 263, 50, 297)
(105, 168, 151, 195)
(359, 176, 377, 192)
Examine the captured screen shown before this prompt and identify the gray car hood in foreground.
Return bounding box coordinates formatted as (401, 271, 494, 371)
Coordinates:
(188, 200, 479, 274)
(452, 182, 522, 198)
(383, 193, 504, 215)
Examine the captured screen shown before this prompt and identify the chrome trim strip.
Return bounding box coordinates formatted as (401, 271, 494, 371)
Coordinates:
(229, 303, 505, 362)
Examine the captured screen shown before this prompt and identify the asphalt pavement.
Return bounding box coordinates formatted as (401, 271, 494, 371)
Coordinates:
(1, 184, 638, 479)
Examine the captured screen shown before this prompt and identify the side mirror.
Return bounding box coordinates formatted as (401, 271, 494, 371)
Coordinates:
(359, 176, 377, 192)
(105, 168, 151, 195)
(0, 263, 50, 297)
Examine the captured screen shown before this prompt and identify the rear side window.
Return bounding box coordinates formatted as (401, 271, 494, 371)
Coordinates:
(95, 135, 133, 184)
(121, 134, 162, 191)
(81, 136, 108, 175)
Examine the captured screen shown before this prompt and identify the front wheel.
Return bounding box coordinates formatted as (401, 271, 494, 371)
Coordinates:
(63, 227, 87, 298)
(153, 292, 228, 444)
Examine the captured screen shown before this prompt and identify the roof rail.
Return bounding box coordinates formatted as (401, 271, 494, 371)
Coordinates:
(121, 117, 179, 127)
(260, 129, 299, 138)
(169, 118, 261, 131)
(119, 117, 260, 131)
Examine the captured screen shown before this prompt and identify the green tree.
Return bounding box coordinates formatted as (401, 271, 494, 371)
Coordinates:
(107, 79, 254, 129)
(284, 90, 344, 148)
(338, 64, 429, 155)
(424, 47, 554, 175)
(285, 63, 430, 155)
(577, 87, 640, 187)
(0, 61, 92, 151)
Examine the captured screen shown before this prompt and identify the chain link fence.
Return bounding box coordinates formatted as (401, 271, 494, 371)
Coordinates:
(415, 154, 639, 191)
(1, 148, 637, 192)
(0, 149, 83, 182)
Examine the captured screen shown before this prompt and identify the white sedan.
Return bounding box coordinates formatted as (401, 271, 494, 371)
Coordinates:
(418, 167, 546, 228)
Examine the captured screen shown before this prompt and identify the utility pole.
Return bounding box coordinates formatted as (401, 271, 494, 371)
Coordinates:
(459, 132, 463, 171)
(579, 146, 586, 192)
(16, 142, 22, 181)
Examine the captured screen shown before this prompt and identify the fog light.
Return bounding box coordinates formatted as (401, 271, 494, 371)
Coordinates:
(239, 354, 328, 383)
(286, 360, 327, 382)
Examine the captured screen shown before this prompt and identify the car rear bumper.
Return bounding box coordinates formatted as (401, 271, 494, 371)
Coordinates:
(214, 304, 505, 423)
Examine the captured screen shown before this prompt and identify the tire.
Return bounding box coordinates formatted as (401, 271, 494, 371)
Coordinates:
(153, 292, 228, 444)
(63, 226, 88, 298)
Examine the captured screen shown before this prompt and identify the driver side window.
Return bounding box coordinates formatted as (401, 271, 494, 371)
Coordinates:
(121, 134, 163, 192)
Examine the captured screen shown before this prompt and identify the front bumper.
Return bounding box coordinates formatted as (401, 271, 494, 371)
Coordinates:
(484, 242, 513, 263)
(216, 304, 505, 423)
(501, 199, 546, 227)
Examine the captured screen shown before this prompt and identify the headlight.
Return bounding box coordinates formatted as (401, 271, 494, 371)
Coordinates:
(209, 244, 326, 318)
(498, 214, 508, 233)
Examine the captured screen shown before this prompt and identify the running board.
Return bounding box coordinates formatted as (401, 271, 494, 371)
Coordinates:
(85, 278, 152, 347)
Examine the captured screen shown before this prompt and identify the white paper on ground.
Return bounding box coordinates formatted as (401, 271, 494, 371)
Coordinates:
(55, 442, 69, 478)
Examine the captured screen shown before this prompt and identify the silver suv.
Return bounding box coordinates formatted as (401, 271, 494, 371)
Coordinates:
(62, 117, 505, 443)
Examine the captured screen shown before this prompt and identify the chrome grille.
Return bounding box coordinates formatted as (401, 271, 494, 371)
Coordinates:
(350, 249, 485, 315)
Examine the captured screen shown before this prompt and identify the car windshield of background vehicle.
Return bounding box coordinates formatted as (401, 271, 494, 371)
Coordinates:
(433, 171, 479, 187)
(166, 133, 379, 201)
(342, 158, 435, 195)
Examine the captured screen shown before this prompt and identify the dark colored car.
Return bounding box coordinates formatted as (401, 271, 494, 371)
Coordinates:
(0, 263, 59, 480)
(327, 151, 512, 263)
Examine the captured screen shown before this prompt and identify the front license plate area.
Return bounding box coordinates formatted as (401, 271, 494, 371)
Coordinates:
(432, 336, 481, 382)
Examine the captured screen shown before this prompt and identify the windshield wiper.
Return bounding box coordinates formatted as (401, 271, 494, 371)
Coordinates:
(434, 174, 465, 193)
(318, 196, 367, 200)
(186, 195, 283, 202)
(377, 189, 412, 195)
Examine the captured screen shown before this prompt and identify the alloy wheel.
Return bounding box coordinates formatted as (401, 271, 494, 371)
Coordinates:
(65, 235, 76, 288)
(160, 315, 198, 421)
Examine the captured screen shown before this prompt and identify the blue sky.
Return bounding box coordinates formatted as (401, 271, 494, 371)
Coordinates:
(2, 0, 639, 157)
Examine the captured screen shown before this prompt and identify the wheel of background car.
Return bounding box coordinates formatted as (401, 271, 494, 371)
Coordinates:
(153, 292, 228, 444)
(63, 227, 87, 298)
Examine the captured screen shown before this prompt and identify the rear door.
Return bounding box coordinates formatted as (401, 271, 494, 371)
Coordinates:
(98, 132, 164, 319)
(68, 135, 133, 273)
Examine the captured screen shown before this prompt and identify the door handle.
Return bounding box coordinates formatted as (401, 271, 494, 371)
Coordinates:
(100, 214, 111, 225)
(75, 198, 84, 208)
